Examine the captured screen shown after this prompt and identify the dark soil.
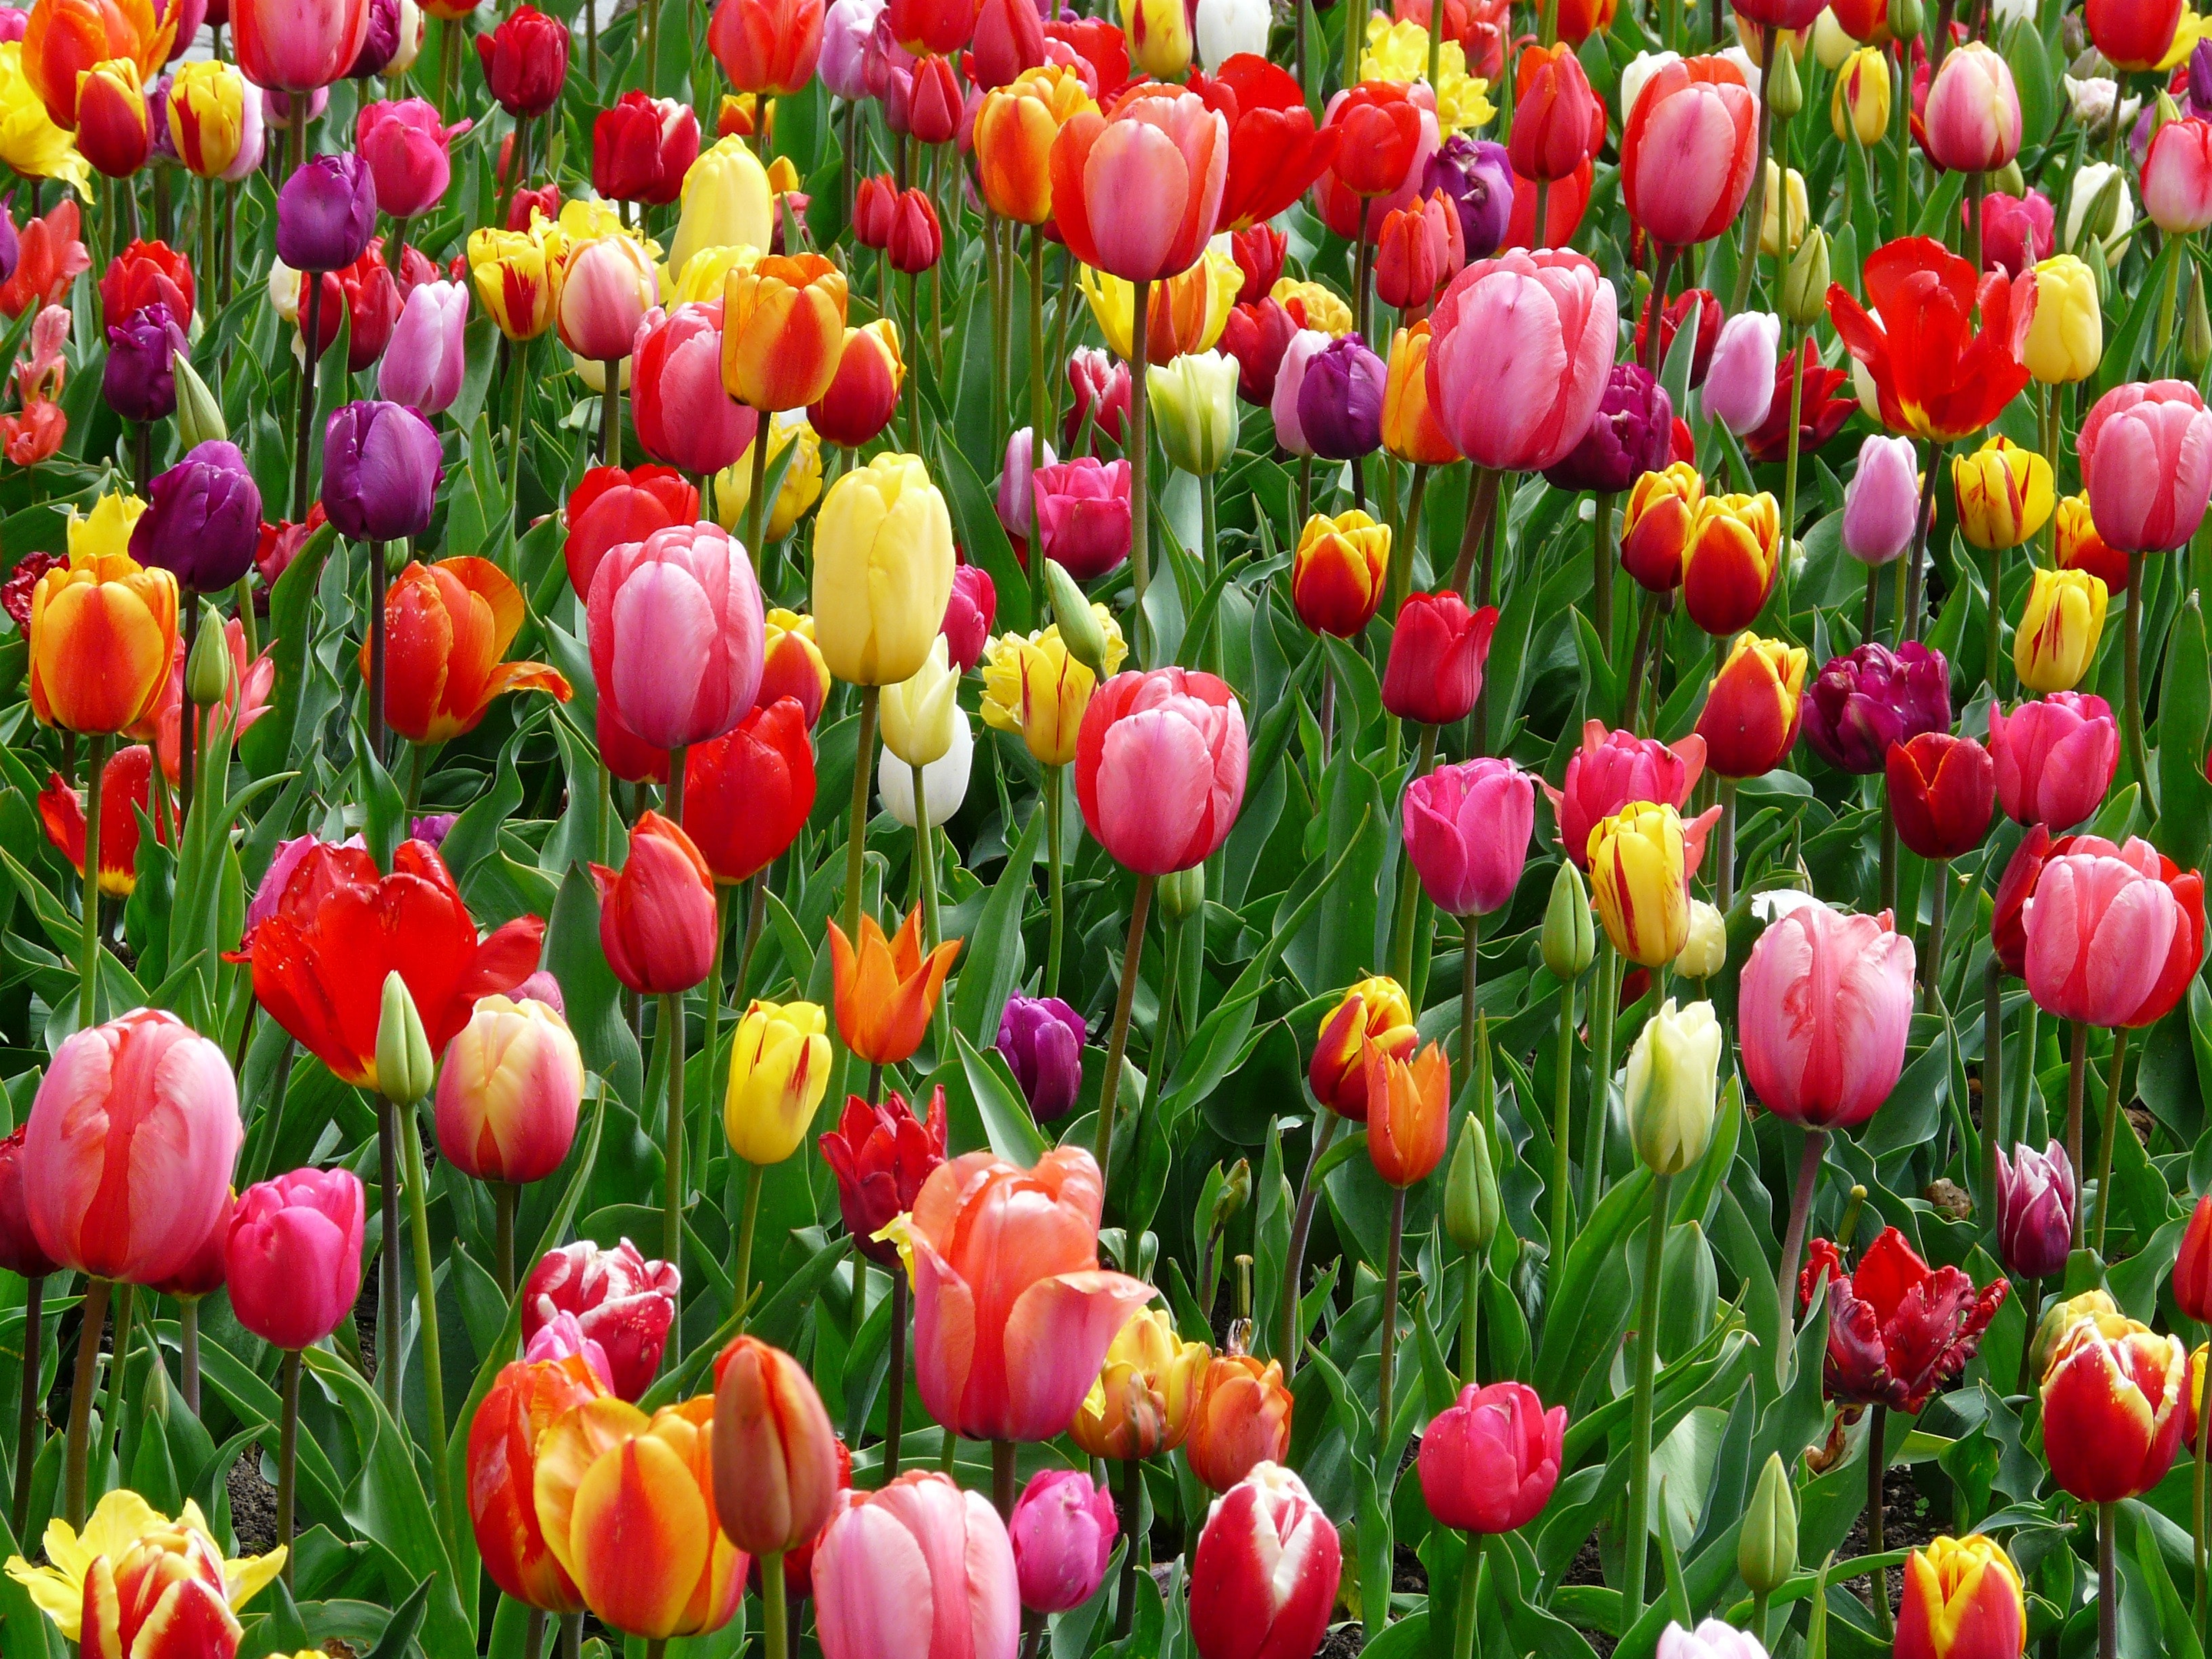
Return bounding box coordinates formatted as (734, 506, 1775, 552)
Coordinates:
(1836, 1464, 1945, 1620)
(227, 1445, 279, 1554)
(1317, 1624, 1365, 1657)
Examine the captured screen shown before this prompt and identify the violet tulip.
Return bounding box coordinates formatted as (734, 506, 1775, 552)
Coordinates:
(1189, 1464, 1342, 1659)
(322, 399, 442, 541)
(1033, 457, 1132, 581)
(1841, 432, 1922, 566)
(346, 0, 402, 77)
(2022, 836, 2205, 1028)
(2079, 379, 2212, 551)
(1702, 312, 1779, 437)
(1800, 641, 1952, 775)
(223, 1167, 366, 1349)
(1425, 247, 1618, 472)
(1268, 328, 1328, 457)
(1541, 361, 1673, 493)
(1739, 897, 1916, 1129)
(1403, 757, 1535, 918)
(131, 439, 262, 591)
(276, 152, 376, 273)
(1417, 1379, 1566, 1534)
(103, 303, 187, 423)
(379, 279, 468, 414)
(1382, 592, 1496, 727)
(1988, 692, 2120, 831)
(1979, 189, 2055, 276)
(521, 1237, 680, 1401)
(995, 995, 1086, 1120)
(633, 302, 757, 479)
(1423, 134, 1514, 260)
(813, 1472, 1020, 1659)
(1295, 334, 1386, 461)
(1008, 1469, 1117, 1614)
(1995, 1139, 2075, 1280)
(1076, 668, 1248, 876)
(586, 521, 765, 750)
(355, 98, 468, 221)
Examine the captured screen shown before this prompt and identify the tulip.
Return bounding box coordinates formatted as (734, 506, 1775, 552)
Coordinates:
(975, 64, 1092, 224)
(817, 1087, 948, 1267)
(592, 812, 717, 996)
(1509, 42, 1601, 183)
(222, 1167, 364, 1350)
(1006, 1469, 1115, 1616)
(435, 995, 584, 1187)
(711, 414, 826, 544)
(2041, 1312, 2188, 1500)
(1542, 362, 1672, 495)
(1922, 42, 2022, 173)
(1694, 634, 1806, 780)
(36, 747, 161, 899)
(1995, 1140, 2075, 1281)
(1740, 897, 1916, 1128)
(2081, 379, 2212, 551)
(996, 995, 1086, 1120)
(879, 709, 973, 830)
(979, 612, 1125, 766)
(1380, 591, 1495, 727)
(1147, 350, 1239, 478)
(720, 998, 831, 1165)
(886, 52, 959, 143)
(376, 277, 467, 414)
(1418, 1379, 1566, 1533)
(1293, 334, 1386, 462)
(1426, 249, 1618, 472)
(522, 1240, 679, 1403)
(935, 563, 995, 674)
(1617, 463, 1701, 591)
(826, 906, 959, 1065)
(1680, 492, 1781, 636)
(1979, 190, 2055, 278)
(230, 0, 367, 89)
(1800, 1227, 2008, 1410)
(1290, 510, 1390, 637)
(22, 1008, 240, 1285)
(1896, 1535, 2027, 1659)
(587, 521, 766, 751)
(1068, 1307, 1210, 1462)
(667, 136, 773, 277)
(1308, 975, 1417, 1122)
(1049, 88, 1227, 284)
(275, 153, 376, 276)
(1703, 312, 1780, 435)
(1951, 435, 2055, 552)
(2056, 491, 2129, 592)
(1064, 346, 1131, 448)
(468, 1354, 607, 1612)
(1076, 667, 1247, 875)
(1373, 190, 1462, 313)
(2014, 566, 2108, 694)
(1677, 899, 1727, 979)
(1189, 1464, 1341, 1659)
(101, 302, 185, 423)
(1400, 757, 1535, 920)
(1184, 1352, 1293, 1493)
(1989, 693, 2121, 830)
(1887, 732, 1995, 862)
(2086, 0, 2182, 71)
(683, 699, 816, 886)
(1621, 58, 1759, 251)
(1828, 237, 2031, 444)
(710, 0, 825, 93)
(709, 1336, 839, 1569)
(71, 57, 146, 177)
(2023, 837, 2204, 1028)
(884, 187, 942, 274)
(2144, 114, 2212, 236)
(1422, 133, 1512, 259)
(561, 465, 696, 601)
(812, 1472, 1020, 1659)
(813, 452, 956, 686)
(130, 439, 260, 593)
(320, 399, 439, 542)
(720, 252, 849, 414)
(476, 5, 565, 115)
(810, 320, 905, 449)
(167, 58, 258, 179)
(468, 222, 558, 340)
(2178, 1194, 2212, 1324)
(355, 98, 465, 220)
(592, 92, 700, 207)
(1366, 1039, 1449, 1186)
(969, 0, 1042, 85)
(377, 555, 571, 745)
(1801, 641, 1952, 774)
(1833, 45, 1891, 143)
(1587, 801, 1693, 969)
(553, 230, 657, 368)
(1541, 726, 1704, 877)
(1268, 329, 1327, 456)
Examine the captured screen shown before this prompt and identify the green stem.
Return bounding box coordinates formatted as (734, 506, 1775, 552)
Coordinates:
(1581, 943, 1619, 1221)
(1775, 1129, 1826, 1381)
(1717, 777, 1737, 910)
(1390, 727, 1442, 985)
(745, 416, 771, 578)
(276, 1347, 300, 1586)
(1982, 955, 2004, 1208)
(79, 733, 111, 1028)
(1986, 542, 2005, 699)
(1280, 1111, 1343, 1373)
(61, 1277, 109, 1526)
(378, 1098, 402, 1420)
(1553, 969, 1578, 1254)
(600, 359, 621, 466)
(734, 1159, 764, 1330)
(1459, 1242, 1481, 1389)
(1044, 772, 1065, 1000)
(912, 758, 939, 970)
(885, 1271, 907, 1483)
(98, 1282, 133, 1487)
(762, 1552, 788, 1659)
(2066, 1019, 2090, 1246)
(1377, 1185, 1407, 1468)
(2093, 1027, 2132, 1255)
(659, 987, 687, 1365)
(1453, 1528, 1481, 1659)
(992, 1438, 1017, 1522)
(1091, 875, 1154, 1194)
(1029, 227, 1048, 619)
(1128, 278, 1152, 664)
(1867, 1402, 1891, 1634)
(2125, 550, 2150, 806)
(401, 1094, 456, 1548)
(1621, 1170, 1673, 1632)
(12, 1274, 41, 1535)
(2194, 1366, 2208, 1631)
(2101, 1501, 2118, 1659)
(492, 1182, 515, 1298)
(845, 687, 880, 940)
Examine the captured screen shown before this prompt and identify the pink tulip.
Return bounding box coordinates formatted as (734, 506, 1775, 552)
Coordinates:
(521, 1237, 679, 1401)
(2023, 838, 2207, 1027)
(23, 1008, 241, 1286)
(2144, 115, 2212, 233)
(1403, 758, 1534, 918)
(434, 993, 585, 1185)
(994, 427, 1051, 541)
(908, 1147, 1157, 1441)
(1841, 432, 1922, 566)
(1426, 248, 1619, 472)
(587, 522, 766, 750)
(2081, 379, 2212, 551)
(1008, 1469, 1116, 1614)
(1031, 456, 1132, 581)
(355, 98, 470, 220)
(1269, 329, 1329, 459)
(223, 1167, 366, 1349)
(813, 1472, 1018, 1659)
(232, 0, 372, 90)
(1052, 88, 1228, 284)
(556, 235, 657, 366)
(1739, 898, 1916, 1130)
(633, 301, 757, 479)
(1075, 667, 1248, 876)
(1619, 60, 1758, 250)
(1189, 1463, 1343, 1659)
(1417, 1380, 1566, 1534)
(1702, 311, 1779, 437)
(379, 278, 469, 414)
(1541, 720, 1707, 870)
(1922, 42, 2022, 174)
(523, 1307, 618, 1392)
(1988, 693, 2120, 831)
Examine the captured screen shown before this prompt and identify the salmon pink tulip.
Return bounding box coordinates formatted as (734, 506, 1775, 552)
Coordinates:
(1050, 87, 1227, 283)
(1075, 667, 1248, 876)
(1425, 248, 1618, 472)
(2022, 836, 2204, 1028)
(2078, 379, 2212, 551)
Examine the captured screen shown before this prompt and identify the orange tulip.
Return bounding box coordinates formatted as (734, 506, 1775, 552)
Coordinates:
(1184, 1351, 1293, 1493)
(466, 1353, 608, 1614)
(826, 906, 960, 1065)
(710, 1336, 844, 1558)
(28, 550, 178, 735)
(1366, 1038, 1449, 1187)
(532, 1394, 745, 1638)
(722, 253, 849, 412)
(975, 63, 1096, 227)
(368, 557, 573, 745)
(1381, 323, 1459, 466)
(22, 0, 174, 129)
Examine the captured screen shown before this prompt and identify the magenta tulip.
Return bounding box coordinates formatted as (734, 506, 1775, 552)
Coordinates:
(1988, 693, 2120, 832)
(1403, 757, 1535, 918)
(355, 98, 469, 220)
(1008, 1469, 1117, 1614)
(1417, 1380, 1566, 1534)
(224, 1167, 366, 1349)
(1032, 457, 1132, 581)
(1739, 897, 1916, 1130)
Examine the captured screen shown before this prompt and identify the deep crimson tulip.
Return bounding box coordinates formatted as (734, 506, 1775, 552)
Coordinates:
(99, 239, 193, 330)
(1799, 1228, 2007, 1412)
(1230, 222, 1285, 303)
(1508, 42, 1602, 183)
(0, 1126, 58, 1279)
(1632, 286, 1723, 387)
(1828, 236, 2032, 443)
(816, 1086, 949, 1266)
(1218, 296, 1296, 406)
(301, 243, 401, 372)
(1886, 730, 1994, 861)
(1541, 361, 1672, 494)
(1190, 55, 1340, 233)
(1417, 1381, 1565, 1534)
(682, 698, 816, 885)
(476, 5, 568, 117)
(1991, 822, 2055, 976)
(1381, 591, 1496, 727)
(851, 171, 897, 249)
(710, 0, 826, 94)
(592, 91, 701, 207)
(1801, 641, 1952, 775)
(885, 185, 942, 273)
(236, 838, 546, 1088)
(562, 464, 700, 601)
(1743, 345, 1857, 464)
(891, 50, 961, 143)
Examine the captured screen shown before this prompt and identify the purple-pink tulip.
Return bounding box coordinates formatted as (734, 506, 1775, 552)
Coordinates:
(223, 1166, 366, 1349)
(1995, 1139, 2075, 1280)
(1008, 1469, 1117, 1614)
(1841, 432, 1921, 566)
(1402, 757, 1535, 918)
(379, 278, 468, 414)
(1702, 311, 1779, 436)
(1417, 1379, 1566, 1534)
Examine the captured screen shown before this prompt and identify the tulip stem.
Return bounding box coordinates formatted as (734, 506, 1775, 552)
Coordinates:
(1985, 543, 2005, 699)
(912, 759, 940, 977)
(1092, 873, 1155, 1200)
(1449, 468, 1501, 601)
(2124, 549, 2151, 807)
(10, 1273, 40, 1536)
(599, 359, 622, 467)
(660, 987, 687, 1366)
(293, 276, 321, 523)
(1452, 1529, 1482, 1659)
(368, 541, 388, 767)
(733, 1160, 763, 1334)
(1622, 1170, 1673, 1633)
(1864, 1404, 1890, 1633)
(2194, 1370, 2209, 1631)
(1553, 968, 1578, 1256)
(61, 1277, 109, 1528)
(1377, 1184, 1408, 1470)
(523, 1608, 545, 1659)
(1921, 860, 1948, 1011)
(2066, 1019, 2091, 1246)
(1773, 1128, 1826, 1385)
(1044, 770, 1065, 1000)
(1591, 490, 1616, 648)
(2015, 1276, 2041, 1396)
(693, 886, 730, 1187)
(276, 1347, 300, 1587)
(400, 1093, 456, 1551)
(2100, 1500, 2119, 1659)
(1879, 780, 1898, 918)
(992, 1438, 1017, 1522)
(558, 1611, 581, 1659)
(1716, 778, 1737, 910)
(1982, 955, 2004, 1207)
(1028, 228, 1048, 619)
(744, 416, 771, 577)
(1389, 726, 1440, 987)
(1113, 1453, 1142, 1639)
(1459, 1233, 1482, 1389)
(760, 1552, 788, 1659)
(377, 1098, 403, 1419)
(1904, 444, 1939, 645)
(1581, 943, 1619, 1224)
(78, 733, 110, 1030)
(2091, 1027, 2133, 1255)
(845, 687, 880, 942)
(883, 1270, 907, 1483)
(506, 339, 531, 550)
(492, 1182, 516, 1298)
(1128, 277, 1153, 665)
(1280, 1111, 1342, 1374)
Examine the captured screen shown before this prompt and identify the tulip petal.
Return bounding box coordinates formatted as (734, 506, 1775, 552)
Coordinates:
(998, 1270, 1160, 1441)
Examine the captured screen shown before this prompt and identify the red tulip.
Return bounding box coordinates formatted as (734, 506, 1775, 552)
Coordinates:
(1508, 42, 1602, 183)
(2177, 1194, 2212, 1323)
(969, 0, 1045, 88)
(100, 239, 193, 331)
(681, 698, 816, 885)
(1230, 221, 1286, 302)
(885, 185, 942, 274)
(476, 5, 568, 116)
(593, 811, 719, 995)
(1189, 1464, 1342, 1659)
(468, 1353, 608, 1612)
(1827, 236, 2032, 444)
(1050, 86, 1227, 283)
(1800, 1228, 2007, 1411)
(1326, 78, 1427, 198)
(1373, 189, 1462, 312)
(2085, 0, 2181, 70)
(0, 1126, 58, 1280)
(711, 0, 826, 92)
(1621, 56, 1757, 250)
(1417, 1380, 1565, 1533)
(38, 744, 166, 898)
(1381, 591, 1496, 727)
(593, 91, 701, 207)
(563, 464, 700, 602)
(817, 1086, 949, 1266)
(1886, 730, 1994, 861)
(888, 0, 978, 55)
(2041, 1311, 2188, 1500)
(1190, 55, 1339, 233)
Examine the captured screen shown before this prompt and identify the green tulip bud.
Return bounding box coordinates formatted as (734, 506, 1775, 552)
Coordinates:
(1210, 1158, 1251, 1233)
(172, 350, 226, 449)
(376, 970, 435, 1104)
(1739, 1452, 1799, 1597)
(184, 605, 233, 707)
(1891, 0, 1922, 38)
(1993, 158, 2025, 197)
(2187, 269, 2211, 378)
(1444, 1114, 1501, 1252)
(1541, 859, 1595, 981)
(1768, 43, 1803, 119)
(1625, 998, 1723, 1176)
(1046, 559, 1108, 676)
(1783, 227, 1830, 329)
(1160, 863, 1205, 922)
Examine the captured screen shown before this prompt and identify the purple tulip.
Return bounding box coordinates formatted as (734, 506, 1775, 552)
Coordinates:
(321, 399, 442, 542)
(1424, 134, 1515, 261)
(820, 0, 886, 100)
(1995, 1139, 2075, 1280)
(102, 303, 188, 423)
(147, 75, 180, 164)
(996, 995, 1086, 1121)
(1008, 1469, 1118, 1615)
(0, 197, 19, 286)
(411, 812, 459, 846)
(1296, 334, 1386, 462)
(349, 0, 404, 78)
(995, 425, 1053, 541)
(1541, 362, 1674, 494)
(1404, 758, 1535, 919)
(1842, 433, 1922, 567)
(276, 152, 378, 273)
(379, 280, 469, 414)
(131, 440, 263, 592)
(2190, 38, 2212, 118)
(1801, 641, 1952, 775)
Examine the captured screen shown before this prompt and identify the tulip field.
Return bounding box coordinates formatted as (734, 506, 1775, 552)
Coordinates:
(20, 0, 2212, 1654)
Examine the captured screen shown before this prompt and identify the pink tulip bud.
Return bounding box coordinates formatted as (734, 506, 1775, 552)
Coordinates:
(224, 1167, 366, 1349)
(1075, 668, 1249, 877)
(1841, 432, 1922, 565)
(1189, 1463, 1342, 1659)
(1008, 1469, 1117, 1614)
(1702, 311, 1780, 436)
(2023, 837, 2205, 1028)
(1922, 42, 2023, 173)
(1403, 757, 1535, 918)
(379, 278, 468, 414)
(1425, 248, 1618, 472)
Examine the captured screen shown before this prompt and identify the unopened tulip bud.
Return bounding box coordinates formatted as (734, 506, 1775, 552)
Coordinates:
(1625, 998, 1723, 1176)
(1047, 559, 1108, 674)
(185, 604, 233, 705)
(1783, 227, 1830, 327)
(1677, 899, 1727, 979)
(1542, 859, 1595, 979)
(1892, 0, 1922, 37)
(2187, 269, 2211, 376)
(1161, 863, 1205, 922)
(376, 970, 435, 1104)
(1444, 1115, 1500, 1252)
(1769, 43, 1803, 117)
(1739, 1452, 1797, 1597)
(1995, 159, 2025, 195)
(1211, 1158, 1250, 1232)
(174, 351, 226, 448)
(711, 1334, 843, 1557)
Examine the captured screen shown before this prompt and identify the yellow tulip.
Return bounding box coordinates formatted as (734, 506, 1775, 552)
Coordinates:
(979, 611, 1128, 766)
(1147, 349, 1240, 475)
(712, 412, 824, 541)
(0, 43, 88, 194)
(166, 58, 250, 180)
(1361, 15, 1495, 131)
(2015, 565, 2108, 693)
(667, 134, 772, 278)
(1270, 277, 1355, 337)
(1071, 1306, 1213, 1461)
(2023, 253, 2102, 385)
(1588, 801, 1690, 968)
(1831, 45, 1890, 145)
(1952, 435, 2055, 550)
(469, 223, 558, 341)
(880, 634, 962, 767)
(1121, 0, 1192, 78)
(723, 998, 832, 1164)
(1760, 158, 1809, 257)
(812, 452, 956, 686)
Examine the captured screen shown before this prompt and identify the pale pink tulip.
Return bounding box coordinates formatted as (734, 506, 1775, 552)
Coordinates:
(813, 1471, 1020, 1659)
(2023, 839, 2206, 1027)
(1425, 248, 1619, 472)
(587, 522, 767, 751)
(1075, 667, 1248, 877)
(2144, 115, 2212, 233)
(2081, 379, 2212, 551)
(1922, 42, 2023, 174)
(1739, 899, 1916, 1130)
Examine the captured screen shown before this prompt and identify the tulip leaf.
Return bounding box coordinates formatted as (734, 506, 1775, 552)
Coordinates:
(1532, 1165, 1654, 1409)
(241, 521, 338, 779)
(945, 795, 1045, 1049)
(954, 1029, 1049, 1165)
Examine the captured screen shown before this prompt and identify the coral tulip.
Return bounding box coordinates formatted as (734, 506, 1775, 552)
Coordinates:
(710, 1336, 841, 1557)
(1185, 1352, 1293, 1492)
(1049, 87, 1228, 283)
(373, 557, 571, 745)
(710, 0, 826, 94)
(2022, 836, 2204, 1028)
(633, 302, 757, 478)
